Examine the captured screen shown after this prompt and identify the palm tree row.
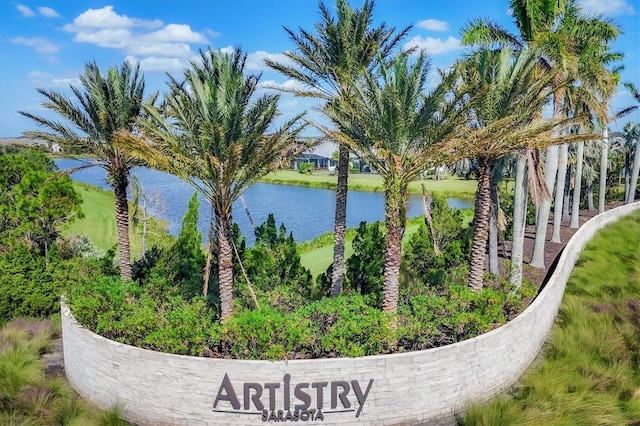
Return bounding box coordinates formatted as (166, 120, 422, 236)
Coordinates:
(19, 0, 631, 321)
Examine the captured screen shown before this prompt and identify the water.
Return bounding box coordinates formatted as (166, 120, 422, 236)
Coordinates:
(54, 158, 473, 245)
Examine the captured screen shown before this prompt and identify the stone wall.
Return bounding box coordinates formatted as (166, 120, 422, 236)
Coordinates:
(62, 202, 640, 426)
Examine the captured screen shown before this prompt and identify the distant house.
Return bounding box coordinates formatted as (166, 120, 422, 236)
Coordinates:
(293, 152, 333, 170)
(293, 139, 370, 172)
(293, 139, 337, 171)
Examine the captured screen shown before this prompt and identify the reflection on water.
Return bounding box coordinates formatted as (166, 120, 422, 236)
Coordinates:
(55, 159, 473, 246)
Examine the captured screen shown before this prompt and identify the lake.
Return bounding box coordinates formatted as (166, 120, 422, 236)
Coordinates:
(54, 158, 473, 245)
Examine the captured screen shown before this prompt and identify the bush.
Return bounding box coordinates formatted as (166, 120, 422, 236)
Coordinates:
(297, 162, 314, 174)
(132, 192, 206, 301)
(402, 196, 470, 289)
(344, 221, 385, 307)
(212, 307, 313, 360)
(68, 276, 217, 356)
(0, 243, 102, 323)
(317, 221, 385, 305)
(298, 292, 396, 358)
(237, 214, 312, 312)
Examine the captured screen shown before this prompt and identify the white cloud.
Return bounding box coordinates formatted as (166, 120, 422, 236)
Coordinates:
(144, 24, 206, 43)
(52, 77, 81, 86)
(73, 28, 133, 49)
(259, 79, 305, 92)
(64, 6, 208, 61)
(38, 7, 60, 18)
(11, 37, 59, 54)
(219, 45, 235, 54)
(63, 6, 162, 30)
(246, 50, 291, 70)
(579, 0, 635, 15)
(60, 6, 218, 74)
(206, 29, 221, 38)
(417, 19, 449, 32)
(17, 4, 35, 17)
(130, 43, 194, 58)
(27, 71, 80, 87)
(126, 55, 186, 73)
(404, 36, 463, 55)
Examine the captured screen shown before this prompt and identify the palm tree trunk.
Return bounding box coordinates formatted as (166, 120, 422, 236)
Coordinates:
(330, 145, 349, 297)
(587, 183, 595, 211)
(202, 203, 215, 297)
(530, 145, 558, 269)
(570, 141, 584, 229)
(468, 157, 492, 291)
(626, 138, 640, 204)
(563, 164, 571, 222)
(624, 152, 631, 201)
(551, 144, 568, 242)
(217, 212, 234, 322)
(381, 182, 407, 314)
(510, 154, 527, 288)
(114, 179, 132, 280)
(598, 128, 608, 214)
(488, 179, 499, 275)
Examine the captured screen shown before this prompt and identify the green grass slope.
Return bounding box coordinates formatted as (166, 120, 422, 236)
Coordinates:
(62, 182, 169, 258)
(462, 210, 640, 425)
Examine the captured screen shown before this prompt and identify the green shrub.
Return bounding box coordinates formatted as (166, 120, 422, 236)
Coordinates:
(317, 221, 385, 305)
(0, 243, 102, 323)
(344, 222, 385, 307)
(297, 162, 314, 174)
(68, 276, 217, 356)
(237, 214, 312, 312)
(213, 306, 313, 360)
(298, 292, 396, 358)
(402, 195, 470, 289)
(145, 297, 215, 355)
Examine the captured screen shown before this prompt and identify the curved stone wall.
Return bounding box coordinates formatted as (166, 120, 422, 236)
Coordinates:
(62, 202, 640, 426)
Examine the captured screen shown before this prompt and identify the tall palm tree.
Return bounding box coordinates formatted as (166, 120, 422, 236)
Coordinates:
(20, 61, 146, 280)
(117, 48, 305, 321)
(266, 0, 409, 297)
(462, 0, 567, 274)
(319, 51, 469, 313)
(619, 83, 640, 204)
(454, 47, 587, 290)
(463, 0, 620, 267)
(624, 121, 640, 204)
(531, 2, 619, 262)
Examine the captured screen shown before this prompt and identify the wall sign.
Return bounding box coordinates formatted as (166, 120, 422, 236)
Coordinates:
(213, 373, 374, 422)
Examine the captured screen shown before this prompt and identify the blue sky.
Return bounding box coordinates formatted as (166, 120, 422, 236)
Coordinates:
(0, 0, 638, 137)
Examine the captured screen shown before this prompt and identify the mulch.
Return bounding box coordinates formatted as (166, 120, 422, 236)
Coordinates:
(505, 202, 625, 287)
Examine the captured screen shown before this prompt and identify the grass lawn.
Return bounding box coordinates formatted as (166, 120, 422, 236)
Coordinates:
(462, 209, 640, 425)
(262, 170, 477, 198)
(62, 182, 169, 258)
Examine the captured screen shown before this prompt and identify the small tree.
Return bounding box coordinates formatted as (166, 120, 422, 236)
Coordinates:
(240, 214, 312, 312)
(403, 196, 470, 289)
(345, 221, 385, 308)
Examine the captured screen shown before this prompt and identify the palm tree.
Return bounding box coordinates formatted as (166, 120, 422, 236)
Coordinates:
(319, 51, 469, 313)
(461, 0, 566, 275)
(20, 61, 146, 280)
(624, 121, 640, 203)
(117, 48, 305, 321)
(454, 47, 588, 290)
(618, 83, 640, 204)
(532, 2, 619, 261)
(266, 0, 409, 297)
